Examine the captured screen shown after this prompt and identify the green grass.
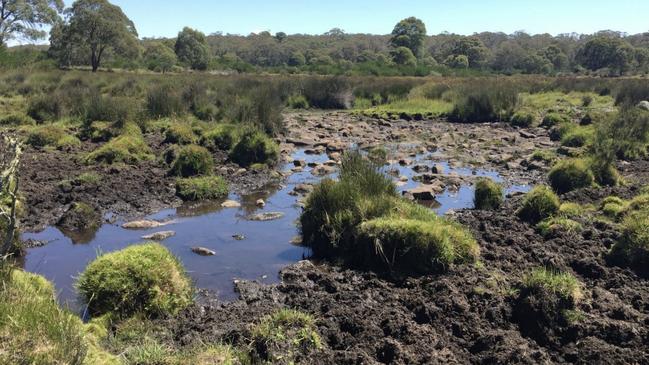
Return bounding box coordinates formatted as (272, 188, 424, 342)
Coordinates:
(25, 124, 80, 149)
(77, 242, 193, 318)
(357, 97, 453, 119)
(522, 267, 583, 303)
(229, 129, 279, 167)
(536, 217, 582, 237)
(164, 121, 198, 145)
(84, 124, 153, 165)
(473, 178, 504, 210)
(517, 185, 560, 223)
(0, 269, 87, 364)
(251, 309, 321, 363)
(175, 176, 228, 201)
(608, 208, 649, 275)
(200, 124, 240, 151)
(518, 91, 614, 118)
(548, 158, 594, 194)
(170, 144, 214, 177)
(561, 125, 595, 148)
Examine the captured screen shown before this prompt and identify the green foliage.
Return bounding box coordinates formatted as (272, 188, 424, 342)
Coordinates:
(449, 81, 519, 123)
(146, 84, 186, 118)
(577, 36, 635, 75)
(390, 46, 417, 66)
(201, 124, 240, 151)
(176, 176, 228, 201)
(251, 309, 321, 364)
(287, 94, 309, 109)
(229, 129, 279, 167)
(300, 151, 478, 273)
(0, 269, 87, 365)
(548, 159, 594, 194)
(164, 122, 197, 145)
(50, 0, 138, 72)
(608, 208, 649, 276)
(510, 112, 536, 127)
(474, 178, 504, 210)
(0, 113, 35, 126)
(77, 242, 193, 317)
(561, 126, 594, 148)
(85, 125, 152, 165)
(522, 268, 582, 303)
(26, 124, 80, 149)
(541, 113, 569, 128)
(144, 42, 177, 73)
(175, 27, 210, 70)
(170, 144, 214, 177)
(536, 217, 582, 238)
(390, 17, 426, 57)
(517, 185, 560, 223)
(600, 196, 627, 219)
(27, 93, 61, 122)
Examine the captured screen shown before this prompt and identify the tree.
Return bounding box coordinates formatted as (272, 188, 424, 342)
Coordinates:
(0, 0, 63, 46)
(444, 54, 469, 69)
(450, 37, 489, 67)
(175, 27, 210, 70)
(50, 0, 138, 72)
(144, 42, 177, 73)
(274, 31, 287, 43)
(543, 45, 569, 70)
(390, 46, 417, 66)
(287, 50, 305, 66)
(390, 17, 426, 57)
(577, 36, 635, 74)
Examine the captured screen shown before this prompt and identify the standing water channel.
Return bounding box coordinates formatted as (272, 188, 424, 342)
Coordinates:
(22, 144, 530, 312)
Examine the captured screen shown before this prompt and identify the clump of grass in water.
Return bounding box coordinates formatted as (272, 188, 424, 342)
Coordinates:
(175, 176, 228, 201)
(300, 151, 479, 273)
(473, 178, 503, 210)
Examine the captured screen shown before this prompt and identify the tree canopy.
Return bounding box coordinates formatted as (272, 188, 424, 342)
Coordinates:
(175, 27, 210, 70)
(390, 17, 426, 57)
(0, 0, 64, 46)
(49, 0, 138, 72)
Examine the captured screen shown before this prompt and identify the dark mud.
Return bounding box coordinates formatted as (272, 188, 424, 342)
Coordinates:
(19, 131, 281, 233)
(160, 180, 649, 364)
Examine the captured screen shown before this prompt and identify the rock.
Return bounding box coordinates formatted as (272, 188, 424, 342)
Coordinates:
(519, 130, 537, 139)
(122, 220, 169, 229)
(256, 199, 266, 207)
(192, 247, 216, 256)
(403, 185, 443, 201)
(293, 159, 307, 167)
(431, 164, 444, 174)
(328, 152, 342, 161)
(232, 234, 245, 241)
(637, 100, 649, 111)
(324, 160, 338, 166)
(289, 236, 303, 245)
(221, 200, 241, 208)
(326, 140, 347, 152)
(398, 158, 412, 166)
(285, 137, 313, 146)
(141, 231, 176, 241)
(291, 167, 303, 173)
(312, 165, 335, 176)
(399, 175, 408, 182)
(294, 184, 314, 195)
(412, 164, 430, 173)
(248, 212, 285, 221)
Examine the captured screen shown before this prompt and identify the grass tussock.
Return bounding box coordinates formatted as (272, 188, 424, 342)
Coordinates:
(84, 124, 153, 165)
(517, 185, 560, 223)
(229, 129, 279, 167)
(77, 242, 193, 318)
(170, 144, 214, 177)
(548, 159, 594, 194)
(176, 176, 228, 201)
(473, 178, 503, 210)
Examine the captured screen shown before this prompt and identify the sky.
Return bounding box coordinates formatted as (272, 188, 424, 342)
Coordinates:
(9, 0, 649, 45)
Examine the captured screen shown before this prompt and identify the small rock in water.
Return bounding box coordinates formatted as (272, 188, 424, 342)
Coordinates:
(141, 231, 176, 241)
(192, 247, 216, 256)
(122, 220, 168, 229)
(221, 200, 241, 208)
(637, 100, 649, 111)
(232, 234, 245, 241)
(289, 236, 303, 245)
(431, 164, 444, 174)
(256, 199, 266, 207)
(294, 184, 314, 195)
(398, 158, 413, 166)
(293, 159, 307, 167)
(248, 212, 285, 221)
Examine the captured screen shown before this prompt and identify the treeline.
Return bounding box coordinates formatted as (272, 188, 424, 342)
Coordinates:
(1, 0, 649, 77)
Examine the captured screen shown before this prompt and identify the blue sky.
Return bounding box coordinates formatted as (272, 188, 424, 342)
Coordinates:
(11, 0, 649, 45)
(106, 0, 649, 38)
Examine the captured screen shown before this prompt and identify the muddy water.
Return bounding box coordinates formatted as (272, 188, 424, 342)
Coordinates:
(23, 146, 529, 312)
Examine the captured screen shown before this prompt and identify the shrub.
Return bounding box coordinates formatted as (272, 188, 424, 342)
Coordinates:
(77, 242, 193, 317)
(27, 94, 62, 122)
(601, 196, 626, 219)
(200, 124, 240, 151)
(608, 209, 649, 276)
(449, 82, 519, 123)
(0, 269, 87, 364)
(229, 130, 279, 167)
(176, 176, 228, 201)
(84, 92, 135, 125)
(541, 113, 569, 128)
(517, 185, 560, 223)
(170, 144, 214, 177)
(85, 126, 152, 165)
(26, 125, 80, 149)
(251, 309, 321, 364)
(510, 112, 536, 127)
(146, 84, 185, 118)
(164, 122, 197, 144)
(474, 178, 504, 210)
(548, 159, 594, 194)
(531, 149, 556, 163)
(287, 94, 309, 109)
(0, 113, 35, 126)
